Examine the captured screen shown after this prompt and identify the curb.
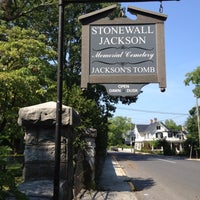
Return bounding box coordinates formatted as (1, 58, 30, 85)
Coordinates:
(111, 155, 136, 192)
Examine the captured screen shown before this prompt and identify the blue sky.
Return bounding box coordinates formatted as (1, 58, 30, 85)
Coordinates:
(113, 0, 200, 125)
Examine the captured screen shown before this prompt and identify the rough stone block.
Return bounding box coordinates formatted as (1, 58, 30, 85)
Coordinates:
(18, 101, 79, 127)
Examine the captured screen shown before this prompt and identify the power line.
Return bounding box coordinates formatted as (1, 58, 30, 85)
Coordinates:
(117, 107, 189, 116)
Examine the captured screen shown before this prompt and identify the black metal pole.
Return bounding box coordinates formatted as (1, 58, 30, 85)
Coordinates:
(66, 127, 74, 200)
(53, 0, 65, 199)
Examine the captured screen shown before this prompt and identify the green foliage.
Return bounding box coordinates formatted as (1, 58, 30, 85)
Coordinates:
(184, 106, 200, 157)
(0, 0, 58, 23)
(0, 24, 57, 152)
(141, 141, 152, 152)
(164, 119, 182, 131)
(184, 107, 200, 158)
(150, 140, 158, 149)
(185, 107, 199, 136)
(0, 168, 27, 200)
(63, 85, 102, 129)
(0, 147, 27, 200)
(0, 25, 56, 71)
(156, 139, 175, 156)
(184, 66, 200, 156)
(108, 116, 132, 146)
(185, 66, 200, 85)
(184, 66, 200, 98)
(141, 141, 164, 154)
(184, 134, 199, 157)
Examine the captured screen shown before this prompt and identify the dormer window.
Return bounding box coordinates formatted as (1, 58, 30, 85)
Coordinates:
(156, 125, 161, 130)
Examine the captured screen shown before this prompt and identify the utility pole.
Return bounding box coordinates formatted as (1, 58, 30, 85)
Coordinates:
(196, 95, 200, 147)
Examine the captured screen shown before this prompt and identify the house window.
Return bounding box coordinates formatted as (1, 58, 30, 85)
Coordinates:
(168, 132, 173, 138)
(156, 132, 163, 139)
(156, 125, 161, 130)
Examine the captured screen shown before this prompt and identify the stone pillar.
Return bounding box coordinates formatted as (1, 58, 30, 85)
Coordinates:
(18, 101, 79, 182)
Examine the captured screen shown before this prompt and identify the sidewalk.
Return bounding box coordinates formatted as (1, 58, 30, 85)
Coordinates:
(77, 152, 137, 200)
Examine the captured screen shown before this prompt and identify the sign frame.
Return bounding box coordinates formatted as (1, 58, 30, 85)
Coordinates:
(79, 5, 167, 92)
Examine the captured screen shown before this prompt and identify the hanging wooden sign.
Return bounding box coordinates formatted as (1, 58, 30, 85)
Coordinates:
(79, 5, 167, 95)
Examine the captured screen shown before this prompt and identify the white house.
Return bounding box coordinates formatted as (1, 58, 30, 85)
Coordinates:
(134, 118, 187, 152)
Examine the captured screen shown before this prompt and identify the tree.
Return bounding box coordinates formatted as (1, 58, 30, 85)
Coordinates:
(184, 66, 200, 98)
(0, 1, 140, 157)
(0, 1, 109, 144)
(164, 119, 182, 131)
(156, 139, 175, 156)
(108, 116, 132, 146)
(184, 66, 200, 157)
(184, 106, 200, 157)
(0, 24, 57, 152)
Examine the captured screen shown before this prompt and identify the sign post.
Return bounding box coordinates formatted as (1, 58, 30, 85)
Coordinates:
(53, 1, 176, 199)
(54, 0, 64, 199)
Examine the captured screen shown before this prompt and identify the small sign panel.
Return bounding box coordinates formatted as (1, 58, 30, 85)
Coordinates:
(102, 83, 146, 97)
(90, 25, 156, 75)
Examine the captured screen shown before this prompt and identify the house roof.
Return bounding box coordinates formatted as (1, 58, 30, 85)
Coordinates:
(136, 124, 149, 133)
(146, 122, 164, 134)
(136, 121, 171, 134)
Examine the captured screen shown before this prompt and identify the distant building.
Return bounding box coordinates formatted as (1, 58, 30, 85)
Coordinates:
(124, 130, 135, 146)
(134, 118, 187, 153)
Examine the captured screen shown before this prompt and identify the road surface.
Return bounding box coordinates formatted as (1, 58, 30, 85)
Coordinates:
(113, 152, 200, 200)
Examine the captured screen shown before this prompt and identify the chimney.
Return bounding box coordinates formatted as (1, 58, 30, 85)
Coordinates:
(182, 126, 185, 132)
(154, 118, 157, 123)
(150, 119, 153, 124)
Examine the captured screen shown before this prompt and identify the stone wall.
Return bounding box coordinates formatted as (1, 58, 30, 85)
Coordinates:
(16, 102, 97, 200)
(73, 128, 97, 196)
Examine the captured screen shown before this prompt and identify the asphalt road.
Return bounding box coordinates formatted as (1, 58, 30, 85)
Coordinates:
(113, 152, 200, 200)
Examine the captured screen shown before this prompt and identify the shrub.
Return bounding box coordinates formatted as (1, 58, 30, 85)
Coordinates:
(0, 147, 27, 200)
(156, 139, 175, 156)
(141, 142, 152, 153)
